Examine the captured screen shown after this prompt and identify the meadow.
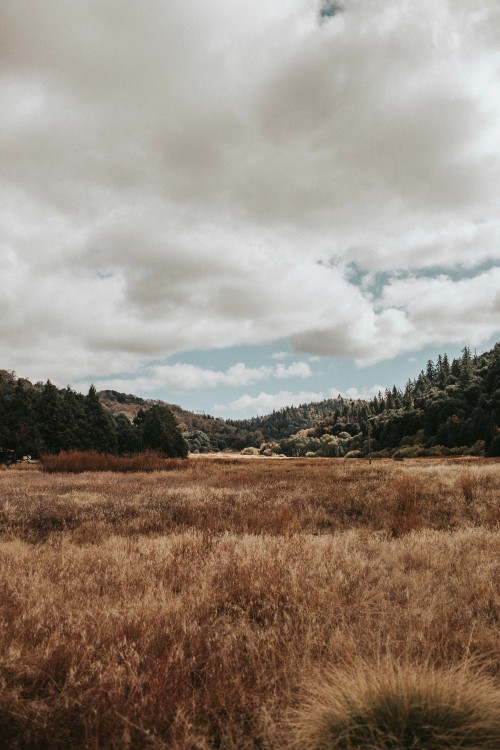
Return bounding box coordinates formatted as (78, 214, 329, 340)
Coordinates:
(0, 457, 499, 748)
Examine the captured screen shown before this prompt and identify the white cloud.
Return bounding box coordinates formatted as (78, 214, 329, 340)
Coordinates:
(0, 0, 499, 389)
(270, 351, 290, 361)
(217, 390, 328, 417)
(81, 360, 312, 394)
(290, 269, 500, 364)
(273, 361, 312, 379)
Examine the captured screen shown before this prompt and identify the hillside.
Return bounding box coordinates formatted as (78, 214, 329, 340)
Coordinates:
(1, 342, 499, 457)
(236, 344, 500, 458)
(99, 343, 500, 457)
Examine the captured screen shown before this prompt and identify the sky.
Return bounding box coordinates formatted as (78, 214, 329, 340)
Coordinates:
(1, 0, 500, 418)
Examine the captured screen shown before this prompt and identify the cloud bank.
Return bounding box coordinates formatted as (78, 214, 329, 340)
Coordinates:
(1, 0, 499, 388)
(85, 360, 312, 395)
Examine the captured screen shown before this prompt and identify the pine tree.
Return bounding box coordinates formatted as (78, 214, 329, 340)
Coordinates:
(115, 414, 142, 454)
(460, 346, 473, 385)
(61, 387, 90, 450)
(426, 359, 436, 383)
(85, 385, 117, 453)
(136, 404, 188, 457)
(37, 381, 67, 453)
(8, 380, 39, 456)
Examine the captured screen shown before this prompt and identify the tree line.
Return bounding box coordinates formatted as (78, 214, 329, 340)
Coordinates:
(0, 373, 188, 459)
(247, 344, 500, 457)
(1, 342, 499, 459)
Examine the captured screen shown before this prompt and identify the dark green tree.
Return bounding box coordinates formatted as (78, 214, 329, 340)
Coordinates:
(8, 380, 39, 456)
(115, 413, 142, 454)
(135, 404, 188, 458)
(37, 380, 68, 453)
(61, 387, 91, 450)
(85, 385, 117, 453)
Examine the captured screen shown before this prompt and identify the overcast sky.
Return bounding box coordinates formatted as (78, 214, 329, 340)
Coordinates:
(1, 0, 499, 417)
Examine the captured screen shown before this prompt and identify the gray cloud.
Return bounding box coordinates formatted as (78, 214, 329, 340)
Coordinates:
(1, 0, 499, 385)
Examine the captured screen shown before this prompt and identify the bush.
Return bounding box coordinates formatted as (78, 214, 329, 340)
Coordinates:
(344, 450, 363, 459)
(486, 435, 500, 457)
(259, 441, 281, 456)
(289, 661, 500, 749)
(40, 450, 187, 473)
(465, 440, 486, 456)
(240, 446, 259, 456)
(393, 446, 418, 459)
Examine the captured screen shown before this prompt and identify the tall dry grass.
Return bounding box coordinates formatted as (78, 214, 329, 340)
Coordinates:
(287, 660, 500, 749)
(40, 450, 187, 473)
(0, 457, 499, 748)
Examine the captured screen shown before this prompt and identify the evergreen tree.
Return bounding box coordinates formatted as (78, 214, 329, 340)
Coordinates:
(61, 387, 91, 450)
(115, 413, 142, 454)
(135, 404, 188, 457)
(8, 380, 39, 456)
(37, 380, 68, 454)
(426, 359, 436, 382)
(459, 346, 473, 385)
(85, 385, 117, 453)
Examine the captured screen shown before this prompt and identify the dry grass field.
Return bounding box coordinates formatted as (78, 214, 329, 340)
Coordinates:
(0, 457, 499, 748)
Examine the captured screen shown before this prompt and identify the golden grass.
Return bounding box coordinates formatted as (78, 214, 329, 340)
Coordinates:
(40, 450, 187, 473)
(0, 458, 498, 748)
(287, 660, 500, 749)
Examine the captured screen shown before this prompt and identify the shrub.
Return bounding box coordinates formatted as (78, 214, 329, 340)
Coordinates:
(486, 434, 500, 457)
(40, 450, 187, 473)
(259, 441, 281, 456)
(288, 661, 500, 749)
(344, 450, 363, 459)
(240, 446, 259, 456)
(465, 440, 486, 456)
(316, 435, 344, 457)
(393, 446, 418, 459)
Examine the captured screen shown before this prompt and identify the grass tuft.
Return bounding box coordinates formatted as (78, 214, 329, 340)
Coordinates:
(459, 470, 479, 507)
(289, 660, 500, 749)
(389, 475, 423, 537)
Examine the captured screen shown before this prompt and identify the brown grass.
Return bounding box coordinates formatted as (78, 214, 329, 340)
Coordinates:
(0, 457, 499, 748)
(287, 660, 500, 749)
(40, 450, 187, 473)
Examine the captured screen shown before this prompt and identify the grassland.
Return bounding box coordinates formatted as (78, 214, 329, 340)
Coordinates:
(0, 457, 499, 748)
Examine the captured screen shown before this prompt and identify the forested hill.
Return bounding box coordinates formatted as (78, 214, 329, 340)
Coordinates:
(99, 342, 500, 457)
(1, 342, 499, 458)
(364, 343, 500, 458)
(231, 344, 500, 458)
(99, 390, 356, 452)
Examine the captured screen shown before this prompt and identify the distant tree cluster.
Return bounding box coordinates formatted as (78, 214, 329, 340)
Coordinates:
(0, 373, 188, 459)
(365, 345, 500, 458)
(1, 342, 499, 459)
(252, 344, 500, 458)
(99, 389, 263, 453)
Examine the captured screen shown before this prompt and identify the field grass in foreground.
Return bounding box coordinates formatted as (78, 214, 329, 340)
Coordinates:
(0, 458, 499, 748)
